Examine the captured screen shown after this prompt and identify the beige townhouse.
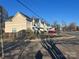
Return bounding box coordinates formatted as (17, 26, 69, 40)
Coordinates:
(5, 12, 33, 33)
(4, 12, 50, 39)
(5, 12, 49, 33)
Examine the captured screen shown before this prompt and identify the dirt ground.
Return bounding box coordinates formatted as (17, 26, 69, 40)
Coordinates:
(57, 44, 79, 59)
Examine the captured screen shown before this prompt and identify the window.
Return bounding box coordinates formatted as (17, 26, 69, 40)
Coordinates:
(12, 28, 16, 32)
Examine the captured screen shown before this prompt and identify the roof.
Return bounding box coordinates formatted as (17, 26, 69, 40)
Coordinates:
(20, 12, 32, 22)
(32, 17, 40, 23)
(20, 12, 30, 18)
(6, 12, 32, 22)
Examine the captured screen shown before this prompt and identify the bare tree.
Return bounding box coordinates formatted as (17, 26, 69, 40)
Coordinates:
(61, 20, 68, 31)
(68, 22, 77, 31)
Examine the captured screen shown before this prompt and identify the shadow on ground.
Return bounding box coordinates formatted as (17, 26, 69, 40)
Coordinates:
(41, 39, 66, 59)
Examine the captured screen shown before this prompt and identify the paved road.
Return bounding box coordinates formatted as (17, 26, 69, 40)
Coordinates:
(51, 31, 79, 45)
(65, 31, 79, 38)
(65, 31, 79, 35)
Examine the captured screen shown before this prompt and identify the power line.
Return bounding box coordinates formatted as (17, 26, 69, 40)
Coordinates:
(16, 0, 49, 25)
(21, 0, 41, 17)
(16, 0, 40, 18)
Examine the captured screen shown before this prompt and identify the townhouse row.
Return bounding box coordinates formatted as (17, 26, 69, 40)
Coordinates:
(5, 12, 51, 33)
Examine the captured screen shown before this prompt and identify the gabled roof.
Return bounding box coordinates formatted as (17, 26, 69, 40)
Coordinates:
(18, 12, 32, 22)
(6, 12, 32, 22)
(20, 12, 30, 19)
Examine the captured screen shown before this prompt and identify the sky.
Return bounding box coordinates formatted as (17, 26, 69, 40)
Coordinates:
(0, 0, 79, 25)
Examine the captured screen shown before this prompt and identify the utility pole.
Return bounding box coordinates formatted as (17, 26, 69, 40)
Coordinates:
(0, 6, 4, 59)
